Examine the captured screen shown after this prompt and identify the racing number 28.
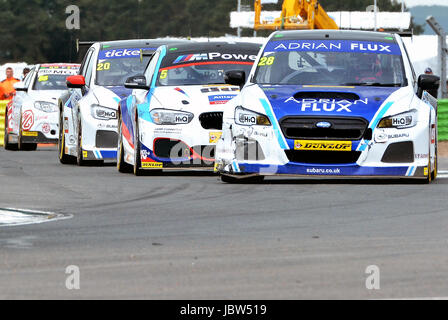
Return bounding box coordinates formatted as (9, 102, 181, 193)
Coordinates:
(258, 56, 275, 66)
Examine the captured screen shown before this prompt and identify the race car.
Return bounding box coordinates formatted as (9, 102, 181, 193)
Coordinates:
(4, 63, 80, 151)
(116, 42, 260, 175)
(58, 39, 186, 165)
(215, 30, 440, 183)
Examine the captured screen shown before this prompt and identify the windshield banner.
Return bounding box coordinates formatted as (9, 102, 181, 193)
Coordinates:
(98, 48, 156, 60)
(265, 40, 401, 55)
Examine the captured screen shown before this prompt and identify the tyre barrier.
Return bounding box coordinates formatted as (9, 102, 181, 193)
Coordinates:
(0, 100, 7, 147)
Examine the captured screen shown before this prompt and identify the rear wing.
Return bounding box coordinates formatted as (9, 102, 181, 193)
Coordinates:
(76, 39, 96, 53)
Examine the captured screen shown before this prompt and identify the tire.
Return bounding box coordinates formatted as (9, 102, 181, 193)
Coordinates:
(221, 174, 265, 184)
(58, 110, 76, 164)
(133, 117, 144, 176)
(425, 128, 434, 184)
(117, 113, 132, 173)
(18, 113, 37, 151)
(3, 109, 18, 151)
(76, 117, 87, 166)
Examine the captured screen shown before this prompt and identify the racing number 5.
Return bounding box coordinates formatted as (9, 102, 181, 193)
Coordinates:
(160, 69, 168, 80)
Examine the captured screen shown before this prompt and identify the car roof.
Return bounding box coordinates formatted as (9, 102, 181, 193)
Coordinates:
(99, 39, 189, 50)
(270, 30, 397, 43)
(164, 41, 262, 53)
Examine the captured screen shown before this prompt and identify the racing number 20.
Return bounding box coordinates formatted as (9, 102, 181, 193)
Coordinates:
(258, 56, 275, 66)
(97, 62, 111, 71)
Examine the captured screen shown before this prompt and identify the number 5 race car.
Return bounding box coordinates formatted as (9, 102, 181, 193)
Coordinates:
(4, 64, 80, 151)
(117, 41, 260, 175)
(216, 30, 440, 183)
(58, 39, 185, 165)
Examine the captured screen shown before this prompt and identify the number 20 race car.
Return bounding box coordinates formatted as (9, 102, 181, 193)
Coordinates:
(4, 64, 80, 151)
(117, 42, 260, 175)
(216, 30, 440, 183)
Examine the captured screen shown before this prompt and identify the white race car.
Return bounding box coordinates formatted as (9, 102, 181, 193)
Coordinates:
(58, 39, 184, 165)
(4, 63, 80, 151)
(216, 30, 440, 183)
(117, 42, 260, 175)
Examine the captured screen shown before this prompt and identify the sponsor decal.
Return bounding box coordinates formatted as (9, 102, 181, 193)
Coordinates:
(38, 69, 78, 76)
(431, 124, 436, 144)
(142, 162, 163, 169)
(83, 151, 88, 158)
(306, 168, 342, 175)
(424, 167, 429, 176)
(22, 110, 34, 131)
(141, 149, 149, 160)
(173, 52, 257, 64)
(201, 87, 239, 93)
(209, 132, 223, 144)
(294, 140, 352, 152)
(174, 87, 189, 97)
(22, 131, 38, 137)
(388, 133, 410, 139)
(286, 97, 368, 113)
(98, 48, 155, 60)
(208, 94, 236, 105)
(42, 123, 50, 134)
(265, 40, 401, 55)
(415, 154, 429, 159)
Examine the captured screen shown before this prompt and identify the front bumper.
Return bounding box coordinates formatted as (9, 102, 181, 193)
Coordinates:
(137, 119, 222, 170)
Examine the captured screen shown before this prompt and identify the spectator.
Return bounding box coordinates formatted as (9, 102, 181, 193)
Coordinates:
(425, 67, 434, 75)
(0, 67, 20, 100)
(22, 67, 30, 81)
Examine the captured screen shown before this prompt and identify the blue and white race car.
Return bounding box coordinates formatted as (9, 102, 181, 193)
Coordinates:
(58, 39, 184, 165)
(216, 30, 440, 183)
(117, 42, 260, 175)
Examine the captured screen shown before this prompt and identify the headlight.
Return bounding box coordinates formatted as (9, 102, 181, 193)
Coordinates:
(150, 109, 194, 125)
(91, 105, 118, 120)
(34, 101, 58, 113)
(377, 110, 417, 129)
(234, 106, 271, 126)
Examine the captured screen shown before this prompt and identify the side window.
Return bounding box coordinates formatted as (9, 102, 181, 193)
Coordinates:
(144, 51, 161, 87)
(84, 49, 96, 87)
(402, 43, 416, 86)
(80, 49, 94, 78)
(23, 68, 35, 88)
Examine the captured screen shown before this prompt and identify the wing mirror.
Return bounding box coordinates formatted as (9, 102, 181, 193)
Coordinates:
(124, 75, 149, 90)
(66, 75, 86, 89)
(225, 70, 246, 89)
(417, 74, 440, 98)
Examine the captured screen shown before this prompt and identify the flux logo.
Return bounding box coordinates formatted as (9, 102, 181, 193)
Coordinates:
(22, 110, 34, 131)
(286, 97, 369, 113)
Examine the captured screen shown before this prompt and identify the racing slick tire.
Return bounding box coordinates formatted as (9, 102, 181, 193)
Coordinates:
(117, 113, 132, 173)
(76, 117, 103, 167)
(220, 174, 265, 184)
(3, 110, 18, 151)
(58, 111, 76, 164)
(18, 114, 37, 151)
(133, 117, 144, 176)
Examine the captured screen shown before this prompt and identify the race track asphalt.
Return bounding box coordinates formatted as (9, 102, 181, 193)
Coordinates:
(1, 146, 448, 299)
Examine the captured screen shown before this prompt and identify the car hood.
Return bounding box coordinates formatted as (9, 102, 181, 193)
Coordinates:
(28, 90, 67, 104)
(258, 84, 411, 123)
(152, 85, 240, 112)
(93, 86, 133, 109)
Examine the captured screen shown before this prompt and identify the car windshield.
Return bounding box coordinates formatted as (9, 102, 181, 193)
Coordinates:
(96, 48, 153, 86)
(33, 74, 74, 91)
(254, 39, 407, 87)
(157, 51, 257, 86)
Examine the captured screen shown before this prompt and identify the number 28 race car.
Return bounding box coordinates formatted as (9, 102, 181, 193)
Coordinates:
(216, 30, 440, 183)
(4, 63, 80, 151)
(117, 42, 260, 175)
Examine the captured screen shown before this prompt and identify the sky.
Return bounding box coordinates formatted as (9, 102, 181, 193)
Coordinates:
(405, 0, 448, 7)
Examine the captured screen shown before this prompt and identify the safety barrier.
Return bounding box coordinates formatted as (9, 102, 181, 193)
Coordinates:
(0, 100, 7, 147)
(439, 99, 448, 141)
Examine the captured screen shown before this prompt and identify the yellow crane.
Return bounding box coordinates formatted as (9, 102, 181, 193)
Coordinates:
(254, 0, 339, 30)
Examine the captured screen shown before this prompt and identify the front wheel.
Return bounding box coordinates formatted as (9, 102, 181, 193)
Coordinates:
(133, 118, 143, 176)
(117, 114, 132, 173)
(3, 110, 18, 151)
(58, 110, 76, 164)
